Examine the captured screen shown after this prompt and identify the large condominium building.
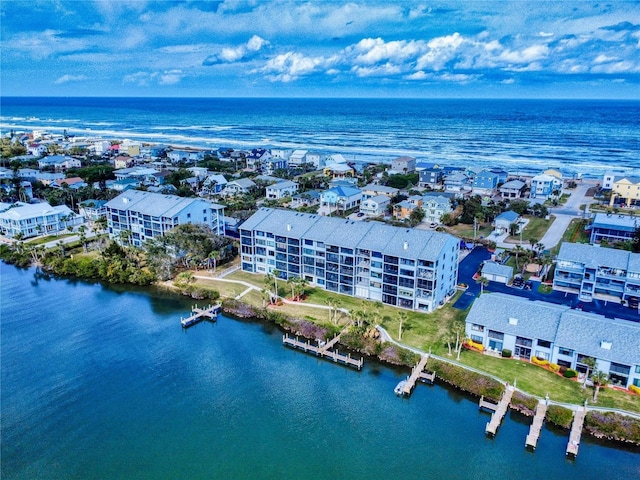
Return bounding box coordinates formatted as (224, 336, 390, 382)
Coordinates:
(239, 208, 460, 312)
(0, 202, 82, 239)
(553, 242, 640, 305)
(466, 293, 640, 389)
(105, 190, 225, 246)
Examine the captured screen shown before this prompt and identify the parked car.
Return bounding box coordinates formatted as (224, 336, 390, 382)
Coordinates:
(512, 276, 525, 289)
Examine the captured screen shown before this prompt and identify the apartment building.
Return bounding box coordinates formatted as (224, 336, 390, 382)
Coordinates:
(239, 208, 460, 312)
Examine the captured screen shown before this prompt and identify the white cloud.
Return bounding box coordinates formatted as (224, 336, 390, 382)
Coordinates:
(123, 69, 185, 86)
(159, 69, 184, 85)
(499, 44, 550, 64)
(54, 74, 89, 84)
(203, 35, 269, 65)
(260, 52, 325, 82)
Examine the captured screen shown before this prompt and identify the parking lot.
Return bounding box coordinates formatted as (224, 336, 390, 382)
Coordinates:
(453, 247, 639, 322)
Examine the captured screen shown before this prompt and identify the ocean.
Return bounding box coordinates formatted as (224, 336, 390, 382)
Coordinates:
(1, 97, 639, 178)
(1, 264, 639, 479)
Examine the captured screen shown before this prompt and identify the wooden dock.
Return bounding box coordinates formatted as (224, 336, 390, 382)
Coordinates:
(181, 304, 222, 328)
(282, 333, 363, 370)
(525, 400, 548, 450)
(399, 354, 433, 396)
(483, 386, 514, 436)
(566, 407, 587, 457)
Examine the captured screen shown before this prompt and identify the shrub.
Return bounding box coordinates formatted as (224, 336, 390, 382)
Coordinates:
(429, 358, 503, 402)
(510, 391, 538, 415)
(563, 369, 578, 378)
(531, 356, 549, 366)
(549, 363, 560, 372)
(585, 411, 640, 444)
(466, 339, 484, 351)
(501, 349, 512, 358)
(630, 384, 640, 395)
(546, 405, 574, 429)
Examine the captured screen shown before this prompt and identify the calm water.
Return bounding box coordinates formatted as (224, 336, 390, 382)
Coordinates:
(1, 97, 639, 178)
(1, 263, 639, 479)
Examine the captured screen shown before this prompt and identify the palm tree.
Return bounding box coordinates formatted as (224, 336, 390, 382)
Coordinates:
(260, 289, 272, 309)
(271, 269, 280, 299)
(287, 276, 297, 300)
(513, 245, 525, 272)
(263, 274, 276, 304)
(591, 370, 608, 402)
(476, 275, 489, 295)
(78, 225, 88, 253)
(582, 356, 596, 388)
(207, 250, 221, 273)
(397, 311, 408, 341)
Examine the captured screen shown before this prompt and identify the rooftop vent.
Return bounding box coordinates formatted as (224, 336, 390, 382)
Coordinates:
(286, 223, 291, 232)
(508, 317, 518, 325)
(403, 241, 408, 250)
(600, 340, 612, 350)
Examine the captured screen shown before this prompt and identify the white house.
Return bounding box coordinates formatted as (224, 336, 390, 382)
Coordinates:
(200, 174, 228, 196)
(266, 180, 299, 200)
(222, 178, 256, 196)
(37, 155, 81, 170)
(390, 156, 416, 174)
(0, 202, 83, 238)
(493, 210, 520, 235)
(319, 185, 362, 215)
(359, 194, 390, 216)
(288, 150, 308, 167)
(421, 194, 452, 225)
(360, 183, 399, 200)
(27, 143, 48, 156)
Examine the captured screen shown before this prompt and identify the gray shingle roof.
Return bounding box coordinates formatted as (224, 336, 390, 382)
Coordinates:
(481, 262, 514, 278)
(591, 213, 640, 232)
(557, 242, 636, 270)
(105, 190, 223, 218)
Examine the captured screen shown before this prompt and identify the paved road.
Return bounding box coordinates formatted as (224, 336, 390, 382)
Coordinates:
(539, 183, 594, 250)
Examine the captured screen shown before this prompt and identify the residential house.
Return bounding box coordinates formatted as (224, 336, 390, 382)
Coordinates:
(360, 194, 390, 216)
(79, 199, 107, 221)
(360, 183, 399, 200)
(167, 150, 204, 163)
(90, 140, 112, 156)
(200, 174, 228, 196)
(324, 153, 348, 165)
(443, 171, 471, 196)
(323, 163, 354, 179)
(489, 168, 509, 185)
(105, 190, 225, 246)
(480, 262, 514, 284)
(108, 178, 140, 191)
(499, 179, 526, 199)
(390, 156, 416, 174)
(393, 195, 422, 220)
(610, 176, 640, 207)
(553, 242, 640, 304)
(602, 172, 617, 190)
(290, 190, 321, 208)
(140, 144, 168, 158)
(287, 150, 308, 167)
(465, 293, 640, 389)
(222, 178, 256, 196)
(261, 157, 288, 175)
(319, 185, 362, 214)
(119, 140, 141, 157)
(37, 155, 81, 171)
(493, 210, 520, 235)
(114, 155, 135, 169)
(239, 207, 460, 312)
(245, 148, 271, 171)
(271, 149, 292, 161)
(472, 170, 500, 195)
(418, 168, 444, 189)
(589, 213, 640, 245)
(266, 180, 299, 200)
(305, 152, 322, 169)
(421, 193, 452, 225)
(52, 177, 87, 190)
(415, 162, 440, 171)
(0, 202, 82, 238)
(530, 173, 563, 199)
(27, 143, 48, 156)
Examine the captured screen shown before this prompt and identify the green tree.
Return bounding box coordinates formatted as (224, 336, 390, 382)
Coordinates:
(476, 275, 489, 295)
(582, 356, 596, 388)
(397, 311, 408, 341)
(591, 370, 608, 402)
(409, 207, 425, 226)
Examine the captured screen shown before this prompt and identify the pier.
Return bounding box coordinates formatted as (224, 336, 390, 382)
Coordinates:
(481, 386, 514, 436)
(180, 304, 222, 328)
(566, 406, 587, 457)
(525, 400, 548, 450)
(282, 333, 363, 370)
(397, 354, 434, 396)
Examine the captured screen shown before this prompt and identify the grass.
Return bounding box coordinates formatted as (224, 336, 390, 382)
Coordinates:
(445, 223, 493, 240)
(518, 216, 553, 243)
(220, 269, 640, 414)
(25, 233, 75, 245)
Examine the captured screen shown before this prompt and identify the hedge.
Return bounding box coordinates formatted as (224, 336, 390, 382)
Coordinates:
(585, 411, 640, 444)
(563, 369, 578, 378)
(546, 404, 574, 429)
(429, 358, 503, 402)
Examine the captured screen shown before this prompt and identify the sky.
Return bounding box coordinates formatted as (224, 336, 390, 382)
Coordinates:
(1, 0, 640, 98)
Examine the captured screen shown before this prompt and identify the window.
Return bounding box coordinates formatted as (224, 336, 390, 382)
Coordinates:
(535, 351, 550, 361)
(537, 339, 551, 348)
(471, 324, 484, 332)
(558, 347, 573, 356)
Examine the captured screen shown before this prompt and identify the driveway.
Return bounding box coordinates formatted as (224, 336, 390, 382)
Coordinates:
(453, 246, 492, 310)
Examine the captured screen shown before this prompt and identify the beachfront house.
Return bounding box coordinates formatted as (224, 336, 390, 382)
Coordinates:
(261, 157, 288, 175)
(265, 180, 299, 200)
(245, 148, 271, 171)
(610, 176, 640, 207)
(390, 156, 416, 174)
(287, 150, 308, 167)
(444, 171, 471, 196)
(553, 242, 640, 305)
(499, 179, 526, 199)
(465, 293, 640, 389)
(588, 213, 640, 245)
(0, 202, 83, 239)
(472, 170, 500, 195)
(167, 150, 204, 163)
(239, 207, 460, 312)
(530, 173, 563, 200)
(105, 190, 225, 246)
(323, 163, 354, 179)
(359, 194, 390, 216)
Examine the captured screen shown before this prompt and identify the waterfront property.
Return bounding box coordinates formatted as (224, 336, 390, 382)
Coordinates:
(105, 190, 225, 246)
(0, 201, 82, 238)
(499, 179, 526, 199)
(609, 175, 640, 207)
(529, 173, 563, 199)
(239, 208, 460, 312)
(465, 293, 640, 389)
(553, 242, 640, 304)
(588, 213, 639, 245)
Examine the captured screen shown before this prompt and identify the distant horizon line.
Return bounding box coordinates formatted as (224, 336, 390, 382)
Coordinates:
(2, 95, 639, 102)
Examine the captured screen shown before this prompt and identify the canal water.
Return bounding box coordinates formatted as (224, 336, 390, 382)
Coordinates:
(1, 264, 638, 479)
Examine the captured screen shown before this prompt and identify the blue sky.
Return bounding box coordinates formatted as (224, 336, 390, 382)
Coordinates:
(1, 0, 639, 98)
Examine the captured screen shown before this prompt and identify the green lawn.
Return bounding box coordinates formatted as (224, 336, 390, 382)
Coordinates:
(519, 216, 553, 243)
(25, 233, 75, 246)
